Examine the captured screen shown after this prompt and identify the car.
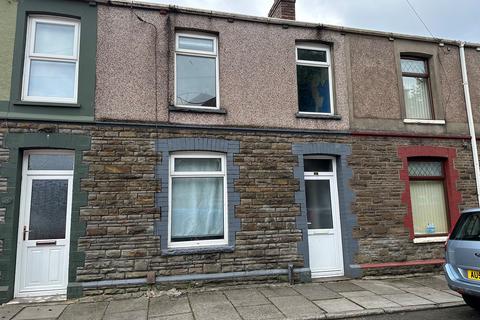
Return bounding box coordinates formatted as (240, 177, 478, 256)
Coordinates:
(444, 208, 480, 310)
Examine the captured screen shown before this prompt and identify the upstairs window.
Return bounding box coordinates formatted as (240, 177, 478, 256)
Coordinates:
(296, 44, 333, 115)
(22, 16, 80, 104)
(408, 160, 449, 236)
(401, 57, 433, 120)
(175, 33, 219, 108)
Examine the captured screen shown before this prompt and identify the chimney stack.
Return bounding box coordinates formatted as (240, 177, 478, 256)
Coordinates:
(268, 0, 296, 20)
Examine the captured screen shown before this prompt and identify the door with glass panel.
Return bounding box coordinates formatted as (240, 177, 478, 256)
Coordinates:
(304, 157, 344, 277)
(15, 150, 74, 297)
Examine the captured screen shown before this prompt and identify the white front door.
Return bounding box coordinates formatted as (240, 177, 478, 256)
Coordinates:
(304, 157, 344, 278)
(14, 150, 74, 298)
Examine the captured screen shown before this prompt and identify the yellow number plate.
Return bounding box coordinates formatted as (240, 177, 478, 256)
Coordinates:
(467, 270, 480, 281)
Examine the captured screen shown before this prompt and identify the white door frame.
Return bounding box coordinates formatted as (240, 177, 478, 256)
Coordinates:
(14, 150, 74, 298)
(304, 156, 344, 277)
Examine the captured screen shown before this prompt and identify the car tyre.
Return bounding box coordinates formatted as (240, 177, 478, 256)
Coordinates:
(463, 294, 480, 310)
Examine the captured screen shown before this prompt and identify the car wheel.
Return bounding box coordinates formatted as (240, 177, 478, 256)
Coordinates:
(463, 294, 480, 310)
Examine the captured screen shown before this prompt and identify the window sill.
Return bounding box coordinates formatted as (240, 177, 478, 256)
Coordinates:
(296, 112, 342, 120)
(413, 236, 448, 244)
(169, 105, 227, 114)
(14, 100, 81, 108)
(162, 245, 234, 256)
(403, 119, 445, 125)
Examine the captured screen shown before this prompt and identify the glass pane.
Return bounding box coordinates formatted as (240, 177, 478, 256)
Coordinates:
(410, 180, 448, 235)
(28, 60, 76, 99)
(403, 76, 432, 119)
(174, 158, 221, 172)
(304, 159, 333, 172)
(297, 49, 327, 62)
(305, 180, 333, 229)
(34, 22, 75, 56)
(297, 65, 331, 113)
(176, 55, 216, 107)
(28, 153, 74, 170)
(451, 213, 480, 241)
(401, 58, 427, 74)
(408, 161, 443, 177)
(178, 36, 214, 52)
(171, 177, 224, 241)
(29, 179, 68, 240)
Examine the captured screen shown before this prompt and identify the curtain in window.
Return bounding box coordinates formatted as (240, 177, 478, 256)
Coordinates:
(403, 77, 432, 119)
(410, 180, 448, 234)
(171, 177, 224, 240)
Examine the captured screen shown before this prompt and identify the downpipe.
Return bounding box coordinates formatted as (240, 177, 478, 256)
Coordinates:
(459, 41, 480, 206)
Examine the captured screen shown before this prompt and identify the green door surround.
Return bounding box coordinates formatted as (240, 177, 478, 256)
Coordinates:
(3, 0, 97, 123)
(0, 133, 90, 303)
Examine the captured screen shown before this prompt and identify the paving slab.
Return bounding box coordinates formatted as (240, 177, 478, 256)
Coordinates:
(103, 309, 147, 320)
(382, 293, 433, 306)
(339, 290, 377, 299)
(293, 283, 341, 300)
(58, 302, 108, 320)
(313, 298, 364, 313)
(351, 280, 405, 295)
(149, 314, 194, 320)
(383, 278, 424, 289)
(223, 289, 269, 307)
(259, 286, 299, 298)
(148, 296, 190, 317)
(410, 276, 450, 290)
(269, 295, 323, 319)
(13, 304, 66, 320)
(0, 305, 24, 320)
(404, 287, 464, 304)
(104, 297, 148, 314)
(347, 295, 401, 309)
(188, 292, 241, 320)
(322, 281, 364, 293)
(236, 304, 285, 320)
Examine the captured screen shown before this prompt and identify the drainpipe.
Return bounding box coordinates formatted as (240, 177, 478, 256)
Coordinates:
(459, 41, 480, 206)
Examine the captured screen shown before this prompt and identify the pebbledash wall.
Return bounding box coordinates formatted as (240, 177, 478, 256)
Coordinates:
(0, 121, 478, 300)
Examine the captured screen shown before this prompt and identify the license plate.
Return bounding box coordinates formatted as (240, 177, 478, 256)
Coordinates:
(467, 270, 480, 281)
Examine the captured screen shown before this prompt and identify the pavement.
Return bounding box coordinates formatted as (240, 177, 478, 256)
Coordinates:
(0, 275, 467, 320)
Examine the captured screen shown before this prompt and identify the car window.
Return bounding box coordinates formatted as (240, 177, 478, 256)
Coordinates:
(451, 213, 480, 241)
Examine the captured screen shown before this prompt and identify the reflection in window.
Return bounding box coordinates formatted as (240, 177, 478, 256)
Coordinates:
(175, 34, 218, 108)
(296, 45, 333, 114)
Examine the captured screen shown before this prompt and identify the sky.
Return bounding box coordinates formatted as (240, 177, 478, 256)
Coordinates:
(137, 0, 480, 43)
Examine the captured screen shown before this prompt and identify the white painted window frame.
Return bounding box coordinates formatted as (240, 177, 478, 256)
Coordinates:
(174, 32, 220, 109)
(22, 16, 81, 104)
(168, 152, 228, 248)
(296, 43, 334, 116)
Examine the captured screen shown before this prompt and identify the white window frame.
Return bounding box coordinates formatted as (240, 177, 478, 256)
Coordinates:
(296, 43, 334, 116)
(168, 152, 228, 248)
(174, 32, 220, 109)
(22, 16, 81, 104)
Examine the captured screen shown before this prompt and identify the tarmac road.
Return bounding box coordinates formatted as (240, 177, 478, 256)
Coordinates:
(352, 306, 479, 319)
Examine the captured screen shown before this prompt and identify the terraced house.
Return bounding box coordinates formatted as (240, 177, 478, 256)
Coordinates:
(1, 0, 480, 303)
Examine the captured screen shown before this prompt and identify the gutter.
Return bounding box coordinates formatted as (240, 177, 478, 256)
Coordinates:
(459, 41, 480, 206)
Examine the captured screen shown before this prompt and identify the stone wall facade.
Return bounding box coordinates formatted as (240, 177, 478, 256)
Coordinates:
(0, 121, 477, 299)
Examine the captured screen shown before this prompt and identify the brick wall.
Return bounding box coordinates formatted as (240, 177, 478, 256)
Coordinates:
(0, 122, 477, 295)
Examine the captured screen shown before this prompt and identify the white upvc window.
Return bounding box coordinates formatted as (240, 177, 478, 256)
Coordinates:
(174, 33, 219, 109)
(168, 152, 228, 248)
(22, 16, 81, 104)
(296, 43, 334, 115)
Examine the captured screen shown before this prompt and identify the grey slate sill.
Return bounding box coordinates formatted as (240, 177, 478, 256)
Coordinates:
(14, 100, 81, 108)
(296, 112, 342, 120)
(169, 105, 227, 114)
(162, 245, 234, 256)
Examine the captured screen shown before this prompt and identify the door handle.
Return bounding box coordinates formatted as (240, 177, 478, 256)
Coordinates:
(23, 226, 29, 241)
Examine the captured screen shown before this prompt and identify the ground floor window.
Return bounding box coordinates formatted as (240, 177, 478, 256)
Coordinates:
(408, 160, 449, 236)
(168, 152, 228, 248)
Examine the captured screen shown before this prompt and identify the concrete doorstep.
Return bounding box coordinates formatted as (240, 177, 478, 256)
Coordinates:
(0, 275, 466, 320)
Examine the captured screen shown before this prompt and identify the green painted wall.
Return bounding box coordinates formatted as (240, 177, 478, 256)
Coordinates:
(4, 0, 97, 122)
(0, 0, 17, 102)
